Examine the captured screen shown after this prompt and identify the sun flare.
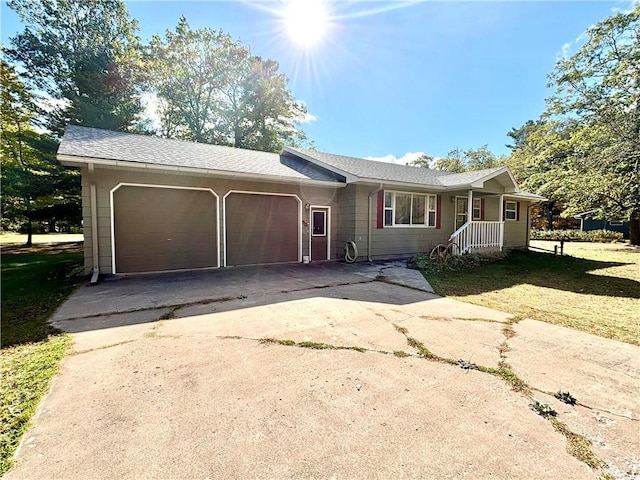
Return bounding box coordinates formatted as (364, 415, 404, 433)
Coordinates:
(284, 0, 329, 47)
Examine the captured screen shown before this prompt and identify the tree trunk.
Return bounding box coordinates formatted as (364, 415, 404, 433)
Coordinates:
(25, 197, 33, 247)
(49, 218, 56, 233)
(629, 210, 640, 246)
(26, 216, 33, 247)
(547, 201, 554, 230)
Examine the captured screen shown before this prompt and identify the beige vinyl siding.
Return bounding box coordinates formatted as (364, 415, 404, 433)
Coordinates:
(504, 201, 529, 248)
(481, 196, 500, 221)
(336, 185, 357, 259)
(369, 188, 454, 259)
(82, 167, 341, 274)
(481, 178, 505, 194)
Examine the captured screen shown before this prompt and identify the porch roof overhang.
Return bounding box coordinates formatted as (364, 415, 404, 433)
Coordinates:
(468, 168, 517, 190)
(502, 191, 547, 202)
(57, 154, 347, 189)
(356, 178, 545, 200)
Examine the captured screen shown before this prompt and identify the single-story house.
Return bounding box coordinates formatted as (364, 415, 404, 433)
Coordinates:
(573, 210, 630, 239)
(57, 126, 544, 278)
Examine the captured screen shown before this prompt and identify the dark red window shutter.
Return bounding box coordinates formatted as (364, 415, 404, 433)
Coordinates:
(377, 190, 384, 229)
(502, 201, 506, 221)
(481, 199, 485, 220)
(516, 201, 520, 221)
(436, 195, 442, 229)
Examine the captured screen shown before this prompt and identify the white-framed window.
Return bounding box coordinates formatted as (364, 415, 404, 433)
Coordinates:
(472, 198, 482, 220)
(505, 200, 518, 221)
(384, 191, 437, 227)
(312, 210, 326, 236)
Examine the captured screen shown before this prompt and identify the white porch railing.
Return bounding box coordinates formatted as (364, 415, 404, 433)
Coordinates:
(449, 221, 504, 255)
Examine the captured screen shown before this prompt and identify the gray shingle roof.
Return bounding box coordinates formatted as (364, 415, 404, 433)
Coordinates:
(284, 147, 511, 189)
(58, 126, 341, 183)
(58, 126, 538, 197)
(437, 167, 507, 186)
(285, 147, 450, 186)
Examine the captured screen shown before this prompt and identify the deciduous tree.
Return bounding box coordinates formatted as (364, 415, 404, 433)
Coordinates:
(149, 17, 310, 152)
(509, 7, 640, 244)
(6, 0, 144, 133)
(1, 61, 80, 244)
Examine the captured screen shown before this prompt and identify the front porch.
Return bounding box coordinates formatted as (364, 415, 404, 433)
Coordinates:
(447, 190, 513, 255)
(449, 220, 504, 254)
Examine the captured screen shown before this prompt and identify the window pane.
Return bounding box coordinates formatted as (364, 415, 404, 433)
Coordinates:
(312, 211, 325, 235)
(385, 192, 392, 208)
(473, 198, 481, 220)
(411, 195, 425, 224)
(384, 209, 393, 226)
(428, 195, 436, 210)
(394, 194, 411, 224)
(428, 211, 436, 227)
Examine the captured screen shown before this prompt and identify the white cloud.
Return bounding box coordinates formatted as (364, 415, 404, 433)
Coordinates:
(613, 0, 639, 14)
(560, 42, 572, 60)
(298, 111, 318, 123)
(294, 100, 318, 124)
(365, 151, 426, 165)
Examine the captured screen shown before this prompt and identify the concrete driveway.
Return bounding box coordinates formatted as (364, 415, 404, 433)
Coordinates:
(7, 262, 639, 479)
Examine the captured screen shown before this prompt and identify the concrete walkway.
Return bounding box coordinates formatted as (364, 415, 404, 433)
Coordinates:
(7, 262, 639, 480)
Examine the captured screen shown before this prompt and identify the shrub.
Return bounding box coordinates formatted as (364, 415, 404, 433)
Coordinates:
(408, 251, 505, 275)
(585, 229, 624, 242)
(530, 229, 623, 243)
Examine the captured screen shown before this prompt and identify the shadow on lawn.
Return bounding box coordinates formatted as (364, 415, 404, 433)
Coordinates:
(437, 250, 640, 299)
(1, 242, 85, 347)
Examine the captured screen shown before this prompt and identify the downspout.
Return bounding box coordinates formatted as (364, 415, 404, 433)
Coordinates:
(367, 184, 384, 261)
(88, 164, 100, 284)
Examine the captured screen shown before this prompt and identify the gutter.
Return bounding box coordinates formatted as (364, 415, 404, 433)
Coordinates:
(367, 184, 384, 261)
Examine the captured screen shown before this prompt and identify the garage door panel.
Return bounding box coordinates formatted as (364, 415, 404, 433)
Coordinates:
(114, 186, 217, 273)
(226, 194, 298, 266)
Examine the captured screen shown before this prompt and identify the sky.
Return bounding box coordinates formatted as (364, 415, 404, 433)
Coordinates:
(1, 0, 632, 164)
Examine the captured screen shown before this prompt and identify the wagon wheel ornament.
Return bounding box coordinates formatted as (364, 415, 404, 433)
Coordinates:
(446, 241, 460, 257)
(429, 242, 460, 262)
(429, 244, 449, 262)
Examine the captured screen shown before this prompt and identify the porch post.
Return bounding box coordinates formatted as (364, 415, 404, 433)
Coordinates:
(467, 190, 473, 223)
(88, 164, 100, 284)
(499, 194, 504, 250)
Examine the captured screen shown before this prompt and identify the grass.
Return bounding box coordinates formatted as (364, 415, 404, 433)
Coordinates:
(259, 338, 366, 352)
(424, 241, 640, 345)
(1, 242, 84, 475)
(550, 418, 608, 473)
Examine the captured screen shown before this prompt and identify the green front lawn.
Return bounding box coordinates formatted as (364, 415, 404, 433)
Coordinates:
(424, 241, 639, 345)
(1, 242, 84, 475)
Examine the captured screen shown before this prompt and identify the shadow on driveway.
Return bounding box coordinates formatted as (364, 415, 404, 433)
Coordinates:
(51, 261, 440, 332)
